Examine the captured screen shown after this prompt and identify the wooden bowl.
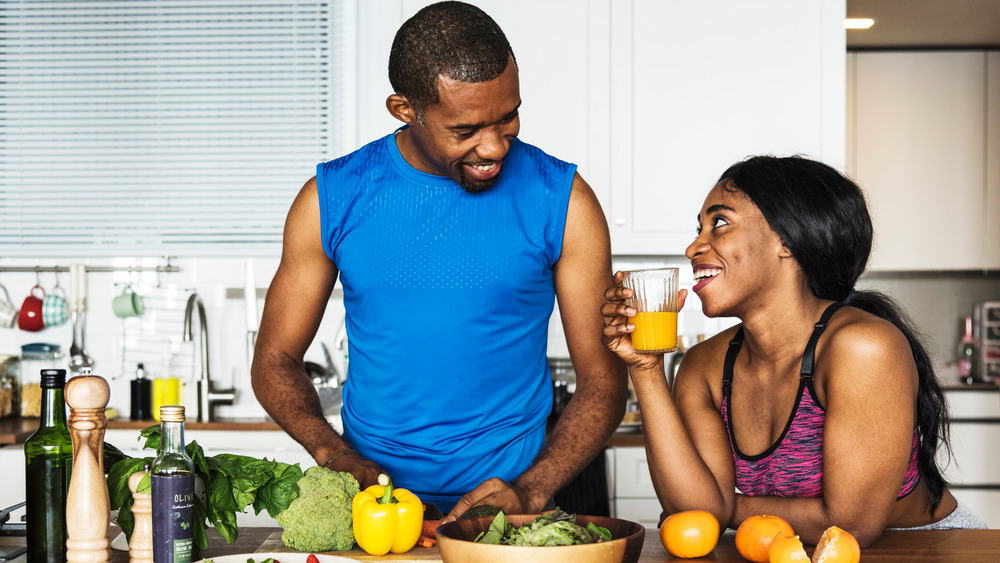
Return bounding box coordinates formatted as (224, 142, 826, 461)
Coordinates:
(435, 513, 645, 563)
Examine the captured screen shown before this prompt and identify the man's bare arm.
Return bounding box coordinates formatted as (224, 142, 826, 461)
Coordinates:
(251, 177, 383, 487)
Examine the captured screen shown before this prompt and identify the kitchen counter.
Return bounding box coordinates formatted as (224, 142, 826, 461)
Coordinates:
(0, 417, 282, 445)
(2, 519, 998, 562)
(39, 526, 991, 562)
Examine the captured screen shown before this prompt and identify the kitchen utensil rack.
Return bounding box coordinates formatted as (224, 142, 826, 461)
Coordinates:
(0, 260, 180, 274)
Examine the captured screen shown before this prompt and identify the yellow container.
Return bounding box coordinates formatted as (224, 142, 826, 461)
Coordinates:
(152, 377, 181, 421)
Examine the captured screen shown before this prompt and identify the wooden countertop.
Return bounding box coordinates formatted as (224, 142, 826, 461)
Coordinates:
(110, 527, 997, 562)
(0, 417, 283, 445)
(5, 525, 997, 562)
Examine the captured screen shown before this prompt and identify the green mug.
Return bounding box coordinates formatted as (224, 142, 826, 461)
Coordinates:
(112, 286, 144, 318)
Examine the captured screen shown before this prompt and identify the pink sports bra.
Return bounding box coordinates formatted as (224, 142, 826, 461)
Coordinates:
(719, 302, 922, 498)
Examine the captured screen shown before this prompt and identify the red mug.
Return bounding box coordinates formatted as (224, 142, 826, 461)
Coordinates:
(18, 285, 45, 332)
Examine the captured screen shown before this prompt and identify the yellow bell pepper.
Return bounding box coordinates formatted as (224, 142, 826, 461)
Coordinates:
(352, 473, 424, 555)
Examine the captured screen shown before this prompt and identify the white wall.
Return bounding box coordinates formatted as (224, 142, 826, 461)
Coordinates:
(0, 257, 345, 420)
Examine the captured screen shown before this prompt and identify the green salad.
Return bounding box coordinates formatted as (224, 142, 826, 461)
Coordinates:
(474, 508, 612, 546)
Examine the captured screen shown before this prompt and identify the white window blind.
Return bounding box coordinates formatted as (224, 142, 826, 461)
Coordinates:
(0, 0, 355, 257)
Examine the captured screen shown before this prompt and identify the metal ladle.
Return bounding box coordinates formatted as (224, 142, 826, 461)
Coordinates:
(68, 264, 93, 372)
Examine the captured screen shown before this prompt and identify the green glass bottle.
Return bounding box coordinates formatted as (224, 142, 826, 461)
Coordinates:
(151, 405, 195, 563)
(24, 368, 72, 563)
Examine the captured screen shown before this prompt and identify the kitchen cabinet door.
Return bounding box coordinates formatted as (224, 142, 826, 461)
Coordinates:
(851, 51, 987, 271)
(355, 0, 613, 211)
(608, 0, 846, 255)
(988, 52, 1000, 269)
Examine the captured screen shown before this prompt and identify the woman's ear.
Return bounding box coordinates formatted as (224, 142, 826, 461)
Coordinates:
(386, 94, 418, 124)
(777, 239, 794, 258)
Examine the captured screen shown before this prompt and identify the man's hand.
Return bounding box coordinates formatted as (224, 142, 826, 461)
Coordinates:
(326, 451, 385, 490)
(443, 477, 542, 523)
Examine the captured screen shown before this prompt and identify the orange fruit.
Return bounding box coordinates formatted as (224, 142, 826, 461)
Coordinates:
(735, 514, 796, 563)
(659, 509, 720, 558)
(812, 526, 860, 563)
(768, 531, 810, 563)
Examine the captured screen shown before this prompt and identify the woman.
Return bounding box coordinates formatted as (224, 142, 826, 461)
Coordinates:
(601, 155, 986, 546)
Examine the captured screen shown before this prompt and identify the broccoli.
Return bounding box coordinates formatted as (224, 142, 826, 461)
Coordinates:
(276, 465, 360, 552)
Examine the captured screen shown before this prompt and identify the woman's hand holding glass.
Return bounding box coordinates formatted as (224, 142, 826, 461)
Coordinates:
(602, 270, 688, 370)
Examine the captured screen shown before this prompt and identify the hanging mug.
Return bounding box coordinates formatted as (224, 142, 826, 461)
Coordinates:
(112, 284, 145, 318)
(0, 283, 17, 328)
(18, 284, 46, 332)
(42, 285, 69, 327)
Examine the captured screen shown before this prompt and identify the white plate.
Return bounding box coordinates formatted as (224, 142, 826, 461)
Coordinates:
(196, 552, 360, 563)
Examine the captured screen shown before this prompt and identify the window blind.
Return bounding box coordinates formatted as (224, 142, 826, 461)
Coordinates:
(0, 0, 355, 257)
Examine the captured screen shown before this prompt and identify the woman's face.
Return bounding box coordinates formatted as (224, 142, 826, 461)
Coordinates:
(684, 181, 788, 318)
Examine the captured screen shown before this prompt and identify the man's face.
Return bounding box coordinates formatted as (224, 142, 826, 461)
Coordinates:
(395, 56, 521, 193)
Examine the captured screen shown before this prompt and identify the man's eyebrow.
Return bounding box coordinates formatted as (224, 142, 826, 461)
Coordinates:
(450, 102, 521, 131)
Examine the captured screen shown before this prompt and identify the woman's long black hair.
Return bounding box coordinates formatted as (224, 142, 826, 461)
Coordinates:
(718, 155, 950, 514)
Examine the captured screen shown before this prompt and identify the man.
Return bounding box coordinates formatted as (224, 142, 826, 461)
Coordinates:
(251, 1, 624, 519)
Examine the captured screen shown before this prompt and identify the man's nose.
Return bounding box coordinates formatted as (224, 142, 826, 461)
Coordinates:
(476, 126, 510, 161)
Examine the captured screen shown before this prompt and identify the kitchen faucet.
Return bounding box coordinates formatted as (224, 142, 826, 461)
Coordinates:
(183, 293, 238, 422)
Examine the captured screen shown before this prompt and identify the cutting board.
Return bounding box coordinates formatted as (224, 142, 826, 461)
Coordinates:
(259, 532, 443, 562)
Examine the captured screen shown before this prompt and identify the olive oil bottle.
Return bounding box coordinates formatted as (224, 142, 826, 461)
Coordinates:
(24, 369, 72, 563)
(151, 405, 195, 563)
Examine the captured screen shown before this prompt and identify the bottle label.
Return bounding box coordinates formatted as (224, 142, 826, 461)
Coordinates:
(152, 474, 195, 563)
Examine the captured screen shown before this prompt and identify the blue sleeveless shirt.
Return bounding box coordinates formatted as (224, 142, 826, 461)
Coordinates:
(316, 129, 575, 511)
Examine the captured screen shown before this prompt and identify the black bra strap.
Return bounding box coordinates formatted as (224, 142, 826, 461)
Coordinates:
(799, 302, 845, 379)
(722, 326, 745, 391)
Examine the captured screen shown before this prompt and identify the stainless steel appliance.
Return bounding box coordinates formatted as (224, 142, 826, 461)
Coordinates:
(976, 302, 1000, 380)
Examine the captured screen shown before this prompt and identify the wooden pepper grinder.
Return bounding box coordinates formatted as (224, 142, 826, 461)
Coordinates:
(127, 469, 153, 563)
(65, 369, 112, 563)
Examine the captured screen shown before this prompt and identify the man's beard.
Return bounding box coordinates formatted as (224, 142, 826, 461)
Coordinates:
(459, 175, 499, 194)
(458, 160, 503, 194)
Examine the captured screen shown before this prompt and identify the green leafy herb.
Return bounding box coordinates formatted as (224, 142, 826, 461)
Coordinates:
(474, 510, 509, 544)
(474, 508, 612, 546)
(106, 425, 304, 550)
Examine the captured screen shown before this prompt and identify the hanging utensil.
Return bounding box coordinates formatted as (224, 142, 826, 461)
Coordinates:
(68, 264, 93, 372)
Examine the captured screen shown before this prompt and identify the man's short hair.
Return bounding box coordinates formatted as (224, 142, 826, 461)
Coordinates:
(389, 1, 515, 121)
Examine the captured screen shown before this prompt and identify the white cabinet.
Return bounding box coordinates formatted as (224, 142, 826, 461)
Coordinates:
(355, 0, 613, 212)
(356, 1, 845, 257)
(606, 446, 661, 529)
(607, 0, 846, 255)
(988, 52, 1000, 268)
(940, 389, 1000, 528)
(848, 50, 998, 271)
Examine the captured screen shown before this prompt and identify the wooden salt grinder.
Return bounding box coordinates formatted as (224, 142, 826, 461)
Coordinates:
(65, 371, 112, 563)
(127, 470, 153, 563)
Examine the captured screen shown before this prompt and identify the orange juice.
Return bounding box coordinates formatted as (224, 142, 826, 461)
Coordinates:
(632, 311, 678, 353)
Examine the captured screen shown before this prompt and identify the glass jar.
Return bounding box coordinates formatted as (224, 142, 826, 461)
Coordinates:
(20, 343, 66, 417)
(0, 353, 20, 419)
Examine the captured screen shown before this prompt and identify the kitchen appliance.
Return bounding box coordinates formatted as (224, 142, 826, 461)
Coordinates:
(975, 302, 1000, 380)
(548, 357, 574, 421)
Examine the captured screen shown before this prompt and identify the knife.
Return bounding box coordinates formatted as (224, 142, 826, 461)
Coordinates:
(424, 503, 444, 520)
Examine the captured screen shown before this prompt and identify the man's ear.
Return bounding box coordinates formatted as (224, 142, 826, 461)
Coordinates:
(386, 94, 418, 124)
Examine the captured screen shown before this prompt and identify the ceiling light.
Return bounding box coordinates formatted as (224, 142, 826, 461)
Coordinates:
(844, 18, 875, 30)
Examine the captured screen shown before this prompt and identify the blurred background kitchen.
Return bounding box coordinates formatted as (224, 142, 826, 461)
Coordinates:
(1, 0, 998, 528)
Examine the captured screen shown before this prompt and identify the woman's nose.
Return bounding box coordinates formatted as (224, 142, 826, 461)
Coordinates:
(685, 236, 708, 259)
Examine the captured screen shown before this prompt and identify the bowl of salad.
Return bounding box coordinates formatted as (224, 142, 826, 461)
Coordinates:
(435, 508, 645, 563)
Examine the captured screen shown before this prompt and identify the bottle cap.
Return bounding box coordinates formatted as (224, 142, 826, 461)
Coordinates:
(159, 405, 186, 422)
(40, 368, 67, 389)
